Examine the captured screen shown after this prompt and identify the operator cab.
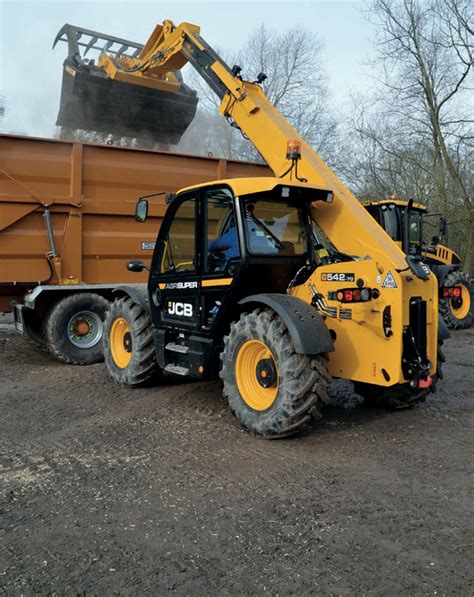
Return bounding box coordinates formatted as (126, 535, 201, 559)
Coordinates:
(135, 177, 333, 378)
(364, 200, 425, 254)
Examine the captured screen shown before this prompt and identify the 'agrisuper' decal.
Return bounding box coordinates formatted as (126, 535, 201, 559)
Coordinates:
(321, 272, 355, 282)
(141, 242, 155, 250)
(164, 281, 198, 290)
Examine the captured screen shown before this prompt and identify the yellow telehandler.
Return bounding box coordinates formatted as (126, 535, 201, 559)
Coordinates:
(58, 19, 447, 436)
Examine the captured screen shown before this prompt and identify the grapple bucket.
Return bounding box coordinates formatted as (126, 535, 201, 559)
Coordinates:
(53, 24, 198, 145)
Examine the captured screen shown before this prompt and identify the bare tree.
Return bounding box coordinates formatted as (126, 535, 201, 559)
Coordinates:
(356, 0, 473, 269)
(179, 24, 338, 166)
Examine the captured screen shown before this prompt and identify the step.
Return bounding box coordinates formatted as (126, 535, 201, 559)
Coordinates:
(165, 342, 189, 354)
(164, 364, 190, 376)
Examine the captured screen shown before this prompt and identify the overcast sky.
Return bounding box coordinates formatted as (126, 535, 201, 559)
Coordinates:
(0, 0, 376, 138)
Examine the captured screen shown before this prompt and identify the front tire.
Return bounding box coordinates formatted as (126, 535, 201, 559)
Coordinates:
(103, 296, 159, 386)
(439, 270, 473, 330)
(220, 309, 330, 438)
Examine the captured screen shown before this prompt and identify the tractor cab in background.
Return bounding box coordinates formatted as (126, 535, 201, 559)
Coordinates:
(363, 198, 473, 329)
(363, 198, 427, 255)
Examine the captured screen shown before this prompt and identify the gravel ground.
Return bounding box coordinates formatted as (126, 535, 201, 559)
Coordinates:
(0, 314, 473, 595)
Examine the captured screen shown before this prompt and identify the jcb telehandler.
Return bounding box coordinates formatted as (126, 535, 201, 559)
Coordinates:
(364, 199, 473, 330)
(71, 19, 447, 437)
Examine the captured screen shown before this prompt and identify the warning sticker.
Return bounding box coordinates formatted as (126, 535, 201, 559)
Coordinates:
(381, 271, 398, 289)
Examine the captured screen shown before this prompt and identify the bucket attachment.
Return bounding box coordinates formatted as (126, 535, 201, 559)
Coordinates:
(53, 24, 198, 145)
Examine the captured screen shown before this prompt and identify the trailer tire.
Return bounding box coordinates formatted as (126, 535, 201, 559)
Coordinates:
(439, 270, 473, 330)
(103, 296, 159, 386)
(44, 293, 109, 365)
(220, 308, 330, 438)
(354, 343, 445, 409)
(23, 314, 47, 348)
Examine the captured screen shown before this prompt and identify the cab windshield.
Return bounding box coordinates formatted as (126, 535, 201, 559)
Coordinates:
(408, 209, 423, 246)
(382, 204, 401, 241)
(241, 196, 309, 256)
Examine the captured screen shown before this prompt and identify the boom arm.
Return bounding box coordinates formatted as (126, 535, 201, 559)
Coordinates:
(104, 20, 410, 270)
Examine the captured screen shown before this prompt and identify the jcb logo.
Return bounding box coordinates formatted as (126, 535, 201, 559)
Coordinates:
(168, 301, 193, 317)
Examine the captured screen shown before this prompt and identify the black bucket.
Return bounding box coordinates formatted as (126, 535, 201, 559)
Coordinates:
(56, 59, 198, 146)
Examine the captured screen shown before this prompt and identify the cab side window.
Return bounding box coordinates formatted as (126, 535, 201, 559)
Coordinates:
(160, 197, 196, 274)
(205, 188, 239, 273)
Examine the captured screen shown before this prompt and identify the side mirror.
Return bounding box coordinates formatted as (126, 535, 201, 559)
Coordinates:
(135, 198, 149, 222)
(127, 260, 148, 273)
(432, 235, 440, 244)
(439, 216, 447, 236)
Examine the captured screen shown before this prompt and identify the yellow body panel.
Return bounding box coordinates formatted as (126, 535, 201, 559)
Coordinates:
(179, 176, 330, 197)
(97, 54, 181, 92)
(290, 261, 438, 384)
(362, 199, 427, 212)
(424, 244, 461, 266)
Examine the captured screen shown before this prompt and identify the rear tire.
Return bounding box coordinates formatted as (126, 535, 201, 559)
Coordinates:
(44, 293, 109, 365)
(439, 270, 473, 330)
(103, 296, 159, 386)
(220, 308, 331, 438)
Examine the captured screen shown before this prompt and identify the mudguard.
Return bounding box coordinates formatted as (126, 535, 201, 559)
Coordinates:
(429, 264, 459, 285)
(113, 284, 150, 312)
(239, 293, 334, 355)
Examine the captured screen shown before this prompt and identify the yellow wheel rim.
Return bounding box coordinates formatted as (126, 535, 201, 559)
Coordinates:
(235, 339, 278, 411)
(451, 285, 471, 319)
(110, 317, 132, 368)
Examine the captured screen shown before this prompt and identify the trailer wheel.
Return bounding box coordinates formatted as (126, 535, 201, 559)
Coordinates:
(44, 293, 109, 365)
(354, 343, 445, 409)
(22, 312, 47, 348)
(220, 308, 330, 438)
(439, 270, 473, 330)
(103, 296, 159, 386)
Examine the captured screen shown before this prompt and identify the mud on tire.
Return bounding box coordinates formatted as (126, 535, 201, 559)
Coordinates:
(220, 308, 331, 438)
(103, 296, 159, 386)
(44, 293, 109, 365)
(439, 270, 473, 330)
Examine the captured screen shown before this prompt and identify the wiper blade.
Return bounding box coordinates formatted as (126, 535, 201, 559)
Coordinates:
(250, 216, 285, 250)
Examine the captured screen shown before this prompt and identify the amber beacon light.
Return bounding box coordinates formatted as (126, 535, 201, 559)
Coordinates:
(286, 140, 301, 160)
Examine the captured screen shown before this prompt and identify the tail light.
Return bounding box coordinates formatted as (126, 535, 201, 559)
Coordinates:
(330, 287, 372, 303)
(441, 287, 462, 298)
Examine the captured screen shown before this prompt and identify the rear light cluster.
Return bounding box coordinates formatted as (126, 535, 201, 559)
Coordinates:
(328, 288, 377, 303)
(441, 287, 462, 298)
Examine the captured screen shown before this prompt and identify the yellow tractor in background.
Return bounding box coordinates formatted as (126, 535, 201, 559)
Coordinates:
(53, 19, 448, 437)
(364, 199, 473, 330)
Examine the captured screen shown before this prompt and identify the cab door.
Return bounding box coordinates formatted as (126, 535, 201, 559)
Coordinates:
(148, 191, 201, 333)
(199, 186, 242, 333)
